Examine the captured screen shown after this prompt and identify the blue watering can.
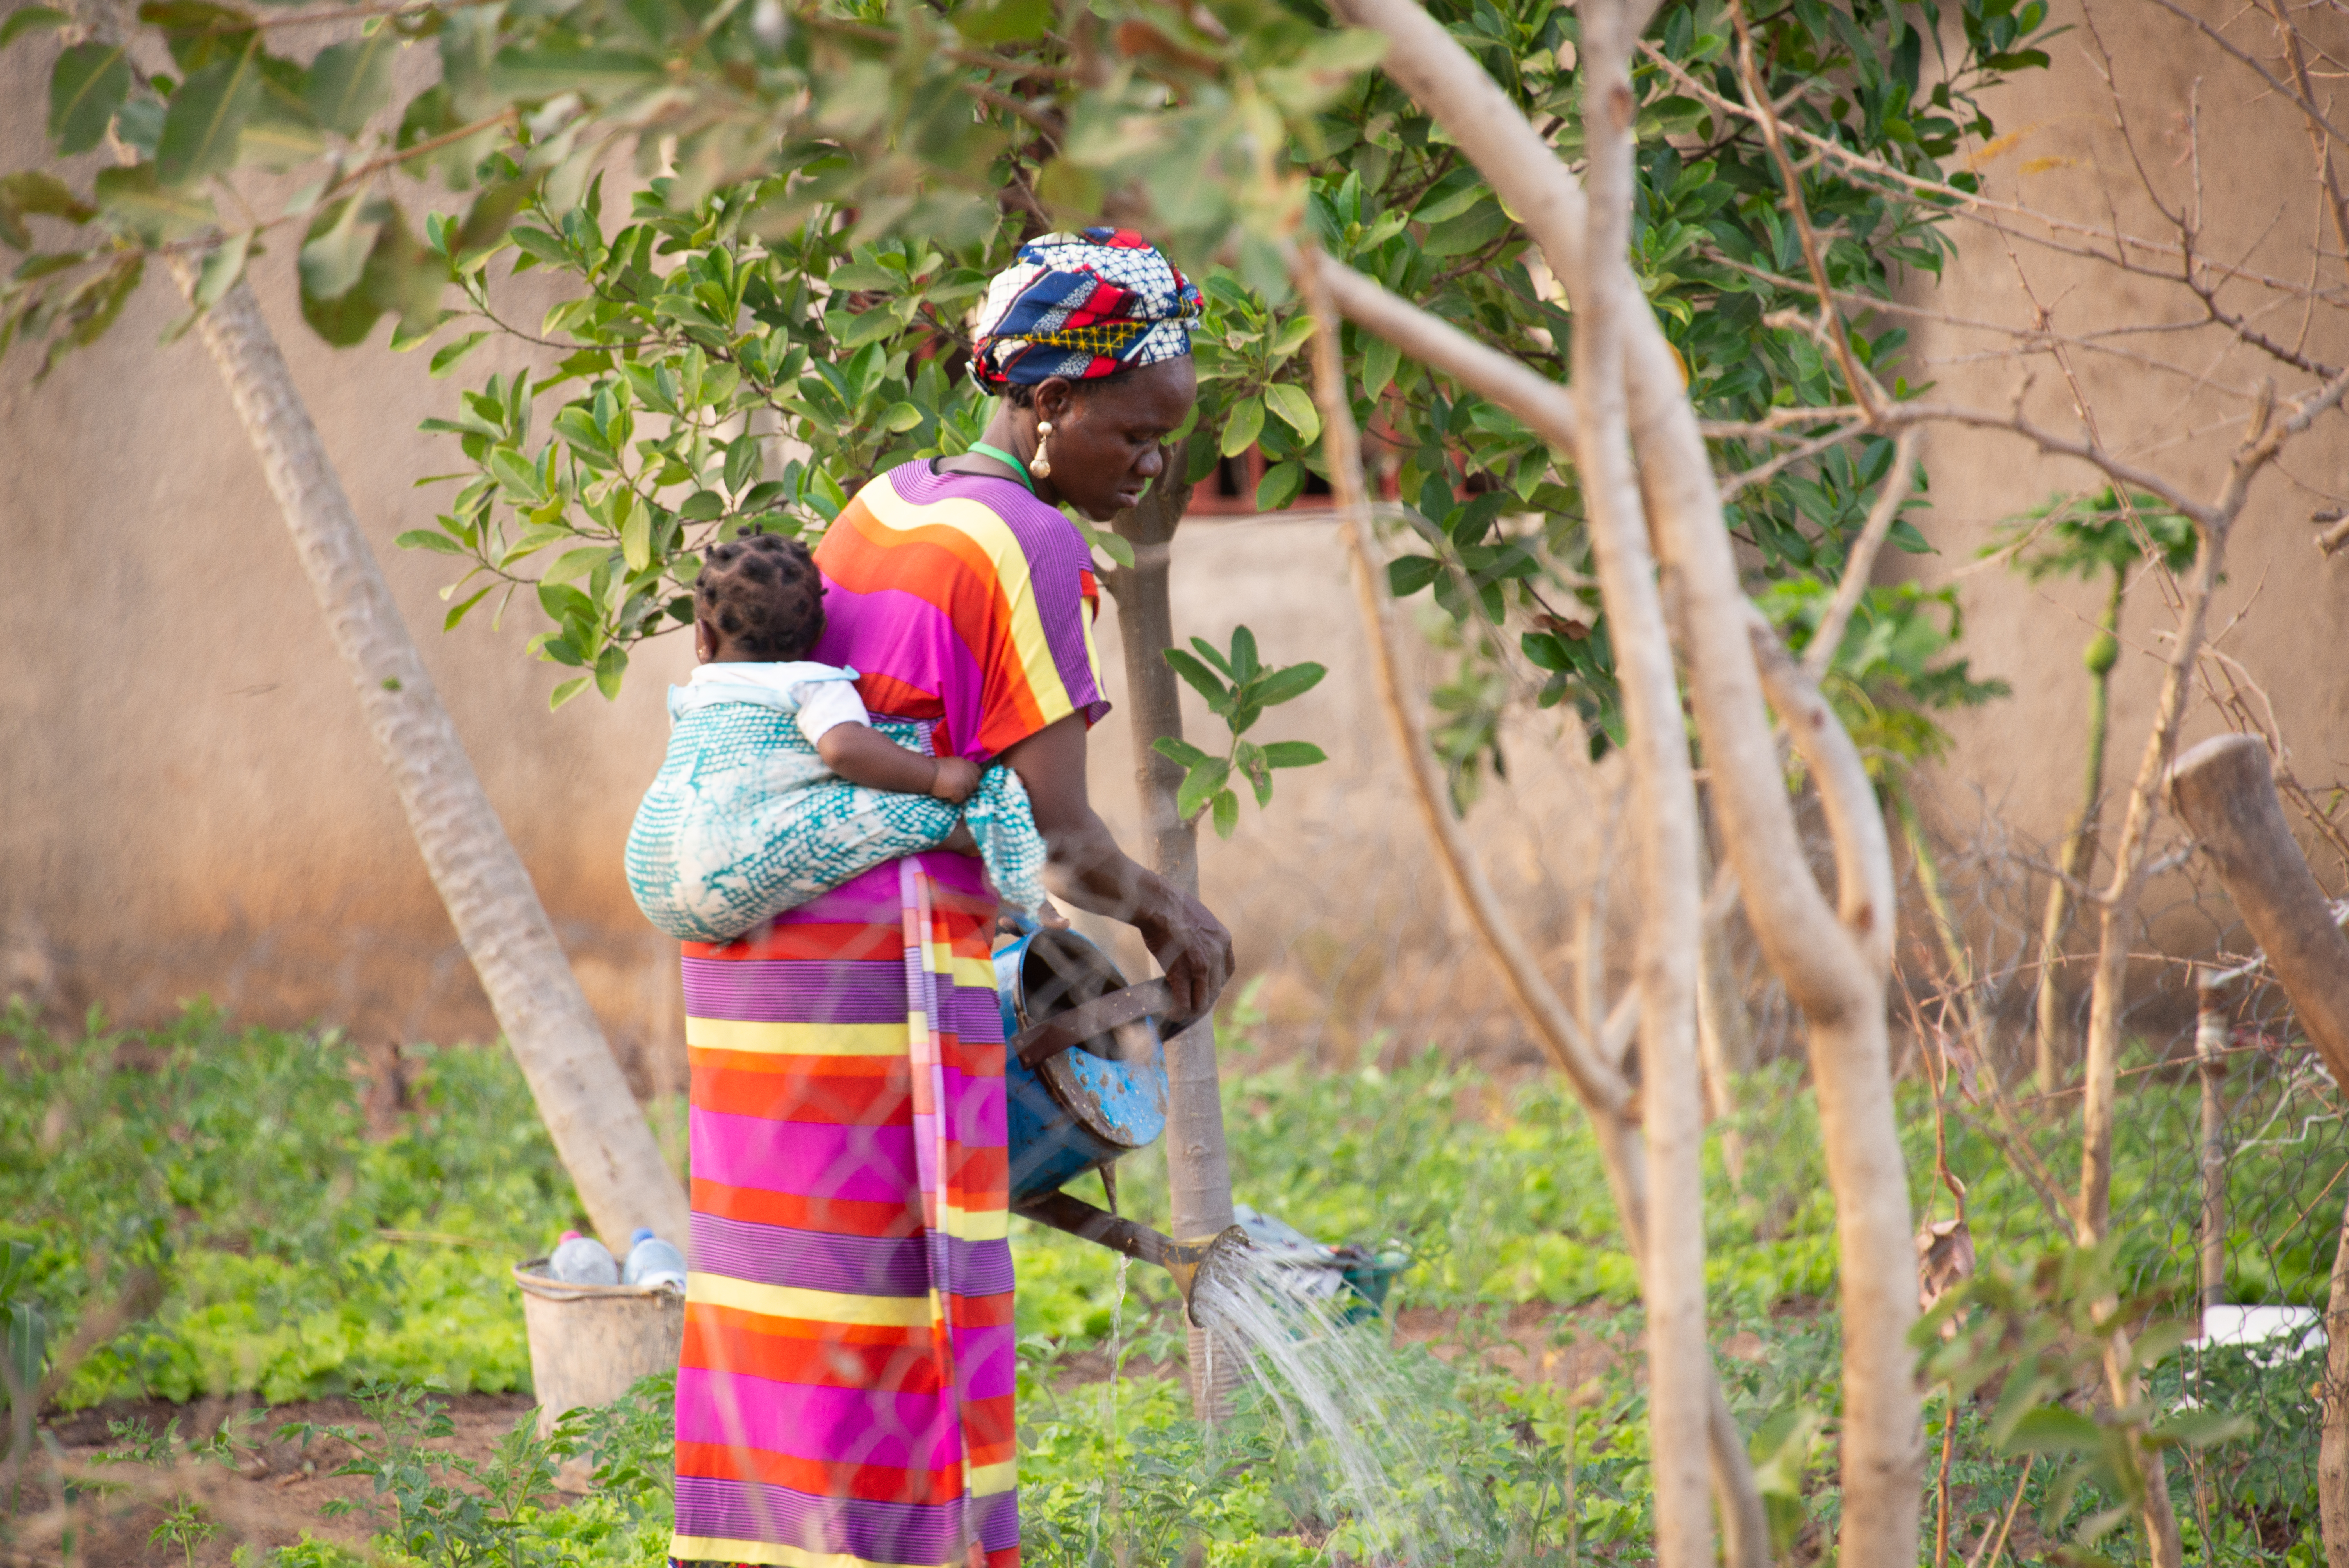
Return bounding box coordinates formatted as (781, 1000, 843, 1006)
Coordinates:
(993, 921, 1248, 1308)
(992, 921, 1399, 1319)
(995, 919, 1175, 1205)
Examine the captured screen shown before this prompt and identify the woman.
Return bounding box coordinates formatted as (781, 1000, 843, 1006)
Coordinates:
(669, 230, 1233, 1568)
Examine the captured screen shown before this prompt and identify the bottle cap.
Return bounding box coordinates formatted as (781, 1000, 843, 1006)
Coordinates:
(632, 1227, 655, 1244)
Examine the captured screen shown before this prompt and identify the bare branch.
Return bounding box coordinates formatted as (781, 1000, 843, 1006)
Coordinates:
(1803, 428, 1921, 683)
(1315, 256, 1579, 448)
(2141, 0, 2349, 154)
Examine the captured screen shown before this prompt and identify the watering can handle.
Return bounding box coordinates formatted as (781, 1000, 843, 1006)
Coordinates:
(1011, 979, 1177, 1067)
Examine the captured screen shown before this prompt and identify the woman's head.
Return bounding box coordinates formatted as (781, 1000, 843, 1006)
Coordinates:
(969, 229, 1202, 521)
(693, 533, 824, 662)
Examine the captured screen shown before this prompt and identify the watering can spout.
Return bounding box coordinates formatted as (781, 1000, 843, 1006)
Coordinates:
(1010, 1190, 1250, 1320)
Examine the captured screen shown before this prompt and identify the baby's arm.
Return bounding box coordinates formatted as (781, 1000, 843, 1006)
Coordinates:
(817, 723, 982, 804)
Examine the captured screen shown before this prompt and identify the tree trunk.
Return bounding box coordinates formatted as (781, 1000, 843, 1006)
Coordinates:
(2032, 567, 2121, 1095)
(180, 267, 689, 1249)
(1297, 248, 1765, 1568)
(2167, 733, 2349, 1096)
(1575, 10, 1711, 1559)
(1105, 447, 1237, 1416)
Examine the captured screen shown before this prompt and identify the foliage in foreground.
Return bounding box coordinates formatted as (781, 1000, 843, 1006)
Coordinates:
(1, 1001, 2336, 1560)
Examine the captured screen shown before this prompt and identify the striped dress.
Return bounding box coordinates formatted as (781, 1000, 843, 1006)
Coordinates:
(671, 462, 1110, 1568)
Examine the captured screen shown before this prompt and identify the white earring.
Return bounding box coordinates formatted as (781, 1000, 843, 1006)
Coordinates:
(1030, 420, 1053, 480)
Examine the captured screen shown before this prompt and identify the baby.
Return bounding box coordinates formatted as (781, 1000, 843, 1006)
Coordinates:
(626, 532, 1047, 943)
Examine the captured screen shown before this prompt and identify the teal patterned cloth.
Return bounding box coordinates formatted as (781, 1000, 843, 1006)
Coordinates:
(626, 685, 1048, 944)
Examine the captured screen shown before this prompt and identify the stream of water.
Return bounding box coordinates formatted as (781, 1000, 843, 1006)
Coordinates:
(1191, 1248, 1479, 1564)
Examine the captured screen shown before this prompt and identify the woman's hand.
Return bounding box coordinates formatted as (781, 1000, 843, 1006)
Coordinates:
(1132, 887, 1234, 1028)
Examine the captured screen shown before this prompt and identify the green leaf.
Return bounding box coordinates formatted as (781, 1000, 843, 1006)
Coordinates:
(1264, 381, 1321, 445)
(0, 171, 94, 251)
(157, 47, 262, 187)
(1270, 315, 1317, 358)
(827, 260, 899, 290)
(951, 0, 1051, 43)
(395, 528, 466, 555)
(1175, 758, 1230, 822)
(444, 583, 495, 630)
(1219, 395, 1265, 458)
(879, 400, 924, 433)
(1255, 459, 1307, 512)
(723, 434, 761, 493)
(1210, 788, 1239, 839)
(1260, 740, 1326, 768)
(298, 195, 385, 303)
(1151, 736, 1213, 769)
(1089, 526, 1135, 569)
(489, 46, 666, 105)
(1250, 662, 1326, 707)
(594, 643, 627, 699)
(1363, 334, 1400, 400)
(93, 164, 213, 244)
(839, 308, 902, 349)
(542, 545, 607, 586)
(2149, 1409, 2252, 1450)
(429, 331, 489, 379)
(1162, 647, 1229, 704)
(49, 43, 130, 156)
(1227, 625, 1259, 682)
(1387, 554, 1442, 597)
(305, 32, 395, 136)
(549, 675, 590, 709)
(2003, 1406, 2103, 1456)
(0, 7, 67, 49)
(237, 78, 322, 170)
(489, 447, 549, 503)
(618, 494, 651, 572)
(189, 226, 250, 309)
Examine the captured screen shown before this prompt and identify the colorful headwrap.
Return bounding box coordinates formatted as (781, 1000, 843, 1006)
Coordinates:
(968, 228, 1204, 390)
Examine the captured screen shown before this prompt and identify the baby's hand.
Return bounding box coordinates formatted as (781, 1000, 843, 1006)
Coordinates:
(929, 756, 982, 804)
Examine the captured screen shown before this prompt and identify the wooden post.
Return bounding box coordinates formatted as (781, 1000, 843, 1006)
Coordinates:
(2194, 967, 2234, 1322)
(2324, 1183, 2349, 1568)
(2167, 734, 2349, 1097)
(2169, 734, 2349, 1567)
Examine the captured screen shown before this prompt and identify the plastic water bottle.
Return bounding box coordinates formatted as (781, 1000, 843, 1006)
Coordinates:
(548, 1230, 619, 1286)
(622, 1227, 688, 1293)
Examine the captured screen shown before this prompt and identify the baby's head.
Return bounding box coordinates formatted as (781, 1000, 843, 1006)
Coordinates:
(693, 532, 825, 663)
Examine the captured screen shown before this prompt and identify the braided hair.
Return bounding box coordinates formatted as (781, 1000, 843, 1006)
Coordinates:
(694, 533, 824, 661)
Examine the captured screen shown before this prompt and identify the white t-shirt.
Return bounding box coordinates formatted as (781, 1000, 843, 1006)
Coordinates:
(686, 661, 872, 748)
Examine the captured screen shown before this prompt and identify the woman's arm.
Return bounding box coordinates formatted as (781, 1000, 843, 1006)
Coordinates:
(998, 712, 1234, 1022)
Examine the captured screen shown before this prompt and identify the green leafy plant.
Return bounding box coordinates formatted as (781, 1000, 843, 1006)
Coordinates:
(0, 1237, 44, 1454)
(292, 1378, 578, 1568)
(1917, 1242, 2249, 1563)
(1151, 625, 1328, 838)
(91, 1411, 263, 1568)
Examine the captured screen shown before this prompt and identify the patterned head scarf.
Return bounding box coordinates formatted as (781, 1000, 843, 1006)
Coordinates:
(968, 228, 1203, 390)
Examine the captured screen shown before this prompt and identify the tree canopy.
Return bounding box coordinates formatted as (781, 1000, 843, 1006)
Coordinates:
(3, 0, 2054, 788)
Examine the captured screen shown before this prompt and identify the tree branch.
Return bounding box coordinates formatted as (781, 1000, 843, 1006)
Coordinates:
(1804, 427, 1921, 681)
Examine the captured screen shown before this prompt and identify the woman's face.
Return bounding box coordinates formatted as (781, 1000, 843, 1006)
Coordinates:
(1033, 358, 1199, 522)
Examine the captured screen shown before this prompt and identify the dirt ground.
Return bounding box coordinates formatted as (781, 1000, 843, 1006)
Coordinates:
(1, 1302, 1672, 1566)
(5, 1390, 539, 1566)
